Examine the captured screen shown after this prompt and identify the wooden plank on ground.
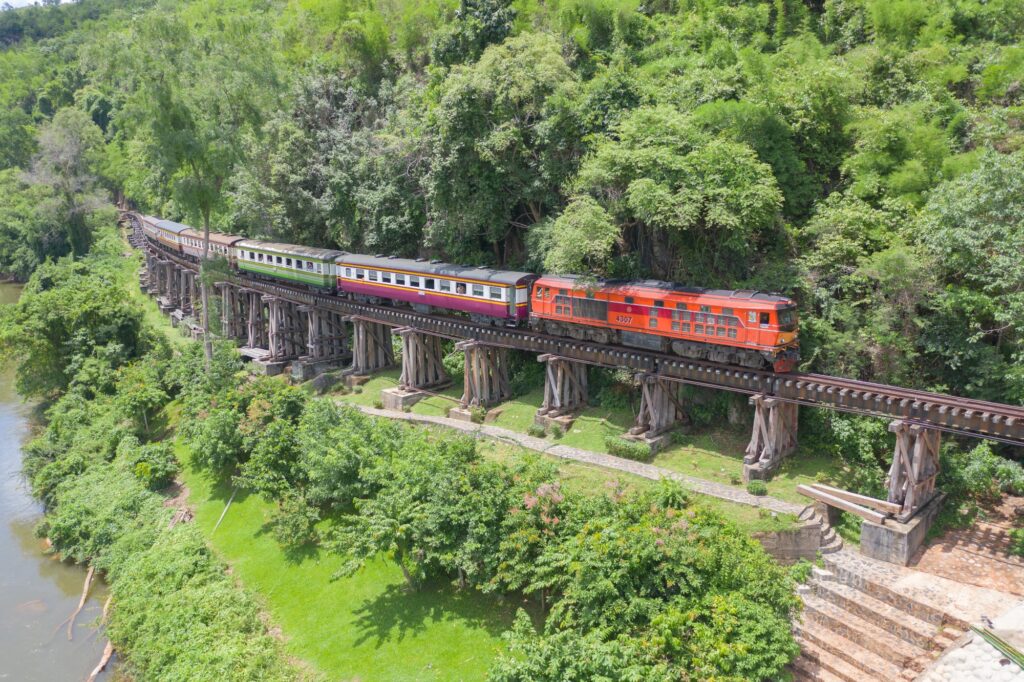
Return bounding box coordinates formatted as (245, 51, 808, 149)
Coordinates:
(809, 483, 901, 515)
(797, 484, 888, 525)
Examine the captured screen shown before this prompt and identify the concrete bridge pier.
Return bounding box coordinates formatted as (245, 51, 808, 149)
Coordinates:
(535, 354, 588, 430)
(743, 394, 799, 482)
(345, 318, 395, 382)
(290, 305, 351, 381)
(449, 340, 511, 421)
(625, 373, 688, 453)
(380, 327, 450, 410)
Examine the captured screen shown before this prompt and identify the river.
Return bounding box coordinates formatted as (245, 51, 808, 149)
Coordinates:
(0, 282, 115, 681)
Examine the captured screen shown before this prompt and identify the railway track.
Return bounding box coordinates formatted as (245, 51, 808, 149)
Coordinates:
(131, 218, 1024, 446)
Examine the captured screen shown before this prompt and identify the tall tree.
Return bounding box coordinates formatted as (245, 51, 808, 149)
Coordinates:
(115, 7, 277, 363)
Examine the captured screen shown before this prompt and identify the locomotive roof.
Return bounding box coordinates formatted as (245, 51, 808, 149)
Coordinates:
(539, 274, 795, 305)
(338, 254, 536, 286)
(236, 239, 346, 261)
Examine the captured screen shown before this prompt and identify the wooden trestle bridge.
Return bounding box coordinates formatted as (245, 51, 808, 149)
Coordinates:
(125, 212, 1024, 540)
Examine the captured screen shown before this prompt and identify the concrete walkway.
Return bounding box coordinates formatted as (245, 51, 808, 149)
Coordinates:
(346, 403, 806, 517)
(918, 601, 1024, 682)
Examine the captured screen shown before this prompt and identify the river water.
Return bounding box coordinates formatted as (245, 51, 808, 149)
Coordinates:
(0, 283, 114, 681)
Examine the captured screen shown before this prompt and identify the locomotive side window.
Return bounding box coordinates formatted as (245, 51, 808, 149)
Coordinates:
(707, 326, 715, 336)
(682, 323, 690, 333)
(760, 312, 770, 326)
(695, 324, 704, 334)
(728, 328, 737, 338)
(649, 317, 658, 328)
(654, 300, 664, 307)
(536, 287, 542, 299)
(625, 296, 634, 304)
(748, 311, 757, 324)
(717, 327, 726, 337)
(472, 284, 484, 297)
(700, 305, 711, 312)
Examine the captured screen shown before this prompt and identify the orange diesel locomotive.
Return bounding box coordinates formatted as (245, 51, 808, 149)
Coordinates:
(530, 276, 799, 372)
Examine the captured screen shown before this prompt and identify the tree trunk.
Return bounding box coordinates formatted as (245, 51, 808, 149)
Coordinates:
(201, 210, 213, 368)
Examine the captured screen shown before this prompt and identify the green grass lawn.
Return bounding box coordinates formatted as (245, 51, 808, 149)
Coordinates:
(177, 438, 523, 682)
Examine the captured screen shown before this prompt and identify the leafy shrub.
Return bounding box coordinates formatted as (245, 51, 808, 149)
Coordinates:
(127, 442, 179, 491)
(789, 558, 814, 583)
(747, 480, 768, 496)
(605, 435, 649, 461)
(470, 405, 487, 423)
(352, 385, 363, 394)
(527, 423, 547, 438)
(654, 478, 690, 509)
(373, 399, 384, 409)
(269, 493, 320, 555)
(549, 423, 564, 439)
(729, 474, 742, 485)
(1010, 528, 1024, 557)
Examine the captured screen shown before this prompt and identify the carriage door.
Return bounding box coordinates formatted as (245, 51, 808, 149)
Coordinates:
(507, 287, 516, 319)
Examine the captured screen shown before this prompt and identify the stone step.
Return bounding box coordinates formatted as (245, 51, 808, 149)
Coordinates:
(795, 618, 903, 680)
(790, 655, 849, 682)
(797, 638, 885, 682)
(822, 554, 967, 630)
(800, 592, 925, 668)
(822, 527, 837, 543)
(820, 536, 843, 554)
(812, 579, 941, 649)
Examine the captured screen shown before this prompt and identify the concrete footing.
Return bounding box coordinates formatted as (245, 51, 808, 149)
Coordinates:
(622, 430, 673, 455)
(381, 387, 426, 411)
(290, 358, 347, 382)
(743, 459, 776, 482)
(252, 358, 289, 376)
(342, 372, 372, 388)
(447, 406, 500, 424)
(860, 492, 944, 566)
(533, 412, 577, 431)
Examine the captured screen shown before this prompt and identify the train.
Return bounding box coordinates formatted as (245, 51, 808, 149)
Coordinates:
(139, 215, 800, 372)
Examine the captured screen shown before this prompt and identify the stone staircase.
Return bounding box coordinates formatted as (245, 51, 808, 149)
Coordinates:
(791, 553, 968, 681)
(798, 505, 844, 555)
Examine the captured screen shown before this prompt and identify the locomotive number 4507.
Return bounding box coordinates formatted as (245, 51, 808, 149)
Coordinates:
(615, 315, 633, 324)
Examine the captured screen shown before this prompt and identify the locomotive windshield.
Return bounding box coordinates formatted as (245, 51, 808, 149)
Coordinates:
(777, 306, 797, 332)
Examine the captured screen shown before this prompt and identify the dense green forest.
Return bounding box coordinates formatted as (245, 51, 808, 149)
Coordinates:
(1, 0, 1022, 400)
(3, 0, 1023, 407)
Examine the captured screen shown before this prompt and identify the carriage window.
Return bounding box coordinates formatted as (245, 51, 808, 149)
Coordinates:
(381, 272, 392, 283)
(409, 276, 420, 287)
(345, 268, 352, 277)
(456, 282, 465, 294)
(307, 262, 314, 272)
(489, 287, 502, 300)
(286, 258, 293, 267)
(276, 256, 282, 264)
(439, 279, 451, 292)
(369, 270, 378, 281)
(760, 312, 770, 326)
(316, 264, 323, 273)
(425, 278, 435, 290)
(295, 260, 302, 269)
(258, 253, 264, 262)
(396, 274, 405, 285)
(472, 284, 484, 297)
(356, 268, 365, 279)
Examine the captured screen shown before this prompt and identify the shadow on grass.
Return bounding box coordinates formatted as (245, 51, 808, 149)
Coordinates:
(351, 577, 516, 648)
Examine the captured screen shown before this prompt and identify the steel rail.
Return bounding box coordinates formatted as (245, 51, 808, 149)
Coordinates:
(131, 218, 1024, 446)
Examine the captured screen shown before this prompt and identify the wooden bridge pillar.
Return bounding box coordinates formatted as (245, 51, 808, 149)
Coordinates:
(216, 283, 246, 342)
(626, 374, 687, 451)
(886, 420, 941, 521)
(289, 305, 350, 381)
(243, 289, 269, 352)
(380, 328, 449, 410)
(535, 355, 588, 428)
(743, 394, 798, 482)
(167, 264, 182, 309)
(266, 296, 306, 363)
(455, 340, 511, 411)
(179, 268, 194, 315)
(347, 318, 395, 376)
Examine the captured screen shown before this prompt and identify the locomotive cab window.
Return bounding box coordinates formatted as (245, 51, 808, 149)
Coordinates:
(748, 311, 757, 324)
(778, 307, 797, 332)
(760, 312, 770, 326)
(625, 296, 634, 304)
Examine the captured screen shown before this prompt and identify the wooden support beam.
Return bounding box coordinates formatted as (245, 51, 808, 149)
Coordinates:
(808, 483, 902, 515)
(797, 484, 888, 525)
